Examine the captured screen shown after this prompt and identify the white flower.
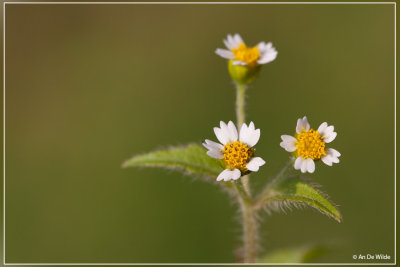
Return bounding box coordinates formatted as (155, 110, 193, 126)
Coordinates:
(215, 33, 278, 67)
(203, 121, 266, 182)
(280, 116, 341, 174)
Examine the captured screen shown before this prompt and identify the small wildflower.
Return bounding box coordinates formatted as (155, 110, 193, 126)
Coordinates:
(215, 33, 278, 67)
(280, 116, 341, 173)
(203, 121, 266, 182)
(215, 34, 277, 85)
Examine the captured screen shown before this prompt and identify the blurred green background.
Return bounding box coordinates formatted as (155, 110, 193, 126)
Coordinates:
(3, 3, 395, 264)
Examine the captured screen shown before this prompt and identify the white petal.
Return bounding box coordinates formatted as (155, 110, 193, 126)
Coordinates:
(215, 48, 235, 59)
(325, 125, 334, 135)
(280, 135, 297, 152)
(300, 158, 308, 173)
(227, 34, 236, 49)
(244, 129, 260, 147)
(247, 129, 260, 148)
(317, 122, 328, 135)
(306, 158, 315, 173)
(280, 135, 297, 143)
(296, 116, 310, 134)
(239, 123, 250, 144)
(318, 122, 337, 143)
(321, 148, 341, 166)
(203, 140, 224, 159)
(232, 60, 248, 66)
(246, 157, 266, 172)
(223, 39, 232, 50)
(206, 150, 223, 159)
(258, 41, 273, 52)
(321, 155, 333, 166)
(249, 121, 255, 130)
(294, 157, 303, 170)
(214, 127, 229, 145)
(331, 156, 340, 164)
(227, 121, 238, 142)
(220, 121, 232, 142)
(216, 169, 241, 182)
(238, 121, 260, 147)
(327, 148, 340, 163)
(257, 41, 268, 52)
(203, 141, 224, 159)
(231, 169, 241, 180)
(203, 139, 224, 150)
(216, 169, 231, 181)
(257, 42, 278, 64)
(328, 148, 341, 157)
(223, 35, 236, 50)
(296, 118, 303, 134)
(324, 131, 337, 143)
(322, 125, 334, 137)
(220, 121, 236, 143)
(233, 33, 244, 48)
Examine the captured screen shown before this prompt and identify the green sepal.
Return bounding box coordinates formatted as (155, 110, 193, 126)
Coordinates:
(228, 59, 261, 85)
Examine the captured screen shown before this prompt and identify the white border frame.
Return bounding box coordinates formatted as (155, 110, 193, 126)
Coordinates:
(2, 1, 396, 265)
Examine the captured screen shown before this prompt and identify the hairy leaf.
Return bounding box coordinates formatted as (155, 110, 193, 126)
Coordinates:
(259, 176, 342, 222)
(259, 245, 327, 263)
(122, 143, 224, 178)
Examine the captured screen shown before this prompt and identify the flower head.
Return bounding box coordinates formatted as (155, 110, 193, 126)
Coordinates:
(215, 33, 278, 67)
(280, 116, 341, 173)
(203, 121, 266, 182)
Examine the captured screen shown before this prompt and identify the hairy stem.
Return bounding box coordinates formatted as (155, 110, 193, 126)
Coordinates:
(234, 181, 257, 263)
(234, 82, 257, 263)
(235, 83, 250, 195)
(236, 83, 247, 128)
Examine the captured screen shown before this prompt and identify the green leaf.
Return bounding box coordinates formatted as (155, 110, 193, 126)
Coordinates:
(259, 245, 327, 263)
(122, 143, 224, 178)
(260, 176, 342, 222)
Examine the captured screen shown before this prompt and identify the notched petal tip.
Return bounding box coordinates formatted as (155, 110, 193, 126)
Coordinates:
(246, 157, 266, 172)
(249, 121, 255, 130)
(324, 131, 337, 143)
(232, 169, 241, 180)
(306, 158, 315, 173)
(321, 148, 341, 166)
(296, 117, 307, 134)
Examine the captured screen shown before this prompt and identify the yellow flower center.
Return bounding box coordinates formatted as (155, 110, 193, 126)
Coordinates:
(232, 43, 260, 67)
(223, 141, 254, 171)
(296, 129, 327, 160)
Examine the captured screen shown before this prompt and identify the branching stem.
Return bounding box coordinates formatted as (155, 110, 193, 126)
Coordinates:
(253, 158, 294, 210)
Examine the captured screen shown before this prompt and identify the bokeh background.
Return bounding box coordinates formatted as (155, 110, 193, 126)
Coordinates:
(2, 3, 395, 264)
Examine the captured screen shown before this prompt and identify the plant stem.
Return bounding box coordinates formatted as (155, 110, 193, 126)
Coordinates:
(234, 82, 257, 263)
(234, 181, 257, 263)
(242, 203, 257, 263)
(235, 83, 250, 195)
(236, 83, 247, 128)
